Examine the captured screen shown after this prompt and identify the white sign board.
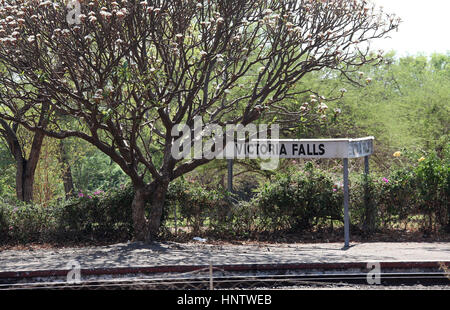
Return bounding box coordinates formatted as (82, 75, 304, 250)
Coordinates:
(224, 137, 374, 159)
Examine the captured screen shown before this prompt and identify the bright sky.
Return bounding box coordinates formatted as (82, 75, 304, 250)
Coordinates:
(369, 0, 450, 57)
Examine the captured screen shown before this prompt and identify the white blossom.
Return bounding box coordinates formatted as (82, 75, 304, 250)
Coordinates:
(319, 103, 328, 110)
(39, 1, 52, 8)
(100, 11, 113, 19)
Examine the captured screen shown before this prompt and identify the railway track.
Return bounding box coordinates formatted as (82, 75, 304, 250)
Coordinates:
(0, 262, 449, 290)
(1, 273, 449, 290)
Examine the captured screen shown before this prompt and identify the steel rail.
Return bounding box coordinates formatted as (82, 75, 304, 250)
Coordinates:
(1, 271, 448, 290)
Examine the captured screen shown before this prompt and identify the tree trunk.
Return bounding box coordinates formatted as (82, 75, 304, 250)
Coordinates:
(15, 157, 26, 201)
(23, 165, 35, 202)
(11, 132, 45, 203)
(131, 187, 150, 242)
(131, 183, 169, 242)
(15, 158, 40, 203)
(15, 158, 32, 202)
(58, 141, 75, 199)
(1, 109, 47, 203)
(148, 182, 169, 241)
(446, 203, 450, 233)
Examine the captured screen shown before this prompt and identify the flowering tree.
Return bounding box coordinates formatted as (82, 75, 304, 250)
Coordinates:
(0, 0, 399, 241)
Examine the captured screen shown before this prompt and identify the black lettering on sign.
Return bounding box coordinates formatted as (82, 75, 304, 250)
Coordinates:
(292, 143, 299, 155)
(280, 144, 287, 155)
(236, 143, 244, 154)
(319, 144, 325, 155)
(247, 144, 254, 155)
(299, 144, 306, 155)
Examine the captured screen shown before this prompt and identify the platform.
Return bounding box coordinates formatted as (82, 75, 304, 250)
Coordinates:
(1, 242, 449, 274)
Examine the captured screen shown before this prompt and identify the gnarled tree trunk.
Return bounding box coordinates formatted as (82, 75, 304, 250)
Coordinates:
(1, 119, 45, 203)
(16, 158, 37, 203)
(58, 140, 75, 199)
(148, 183, 169, 240)
(131, 187, 150, 242)
(130, 181, 169, 243)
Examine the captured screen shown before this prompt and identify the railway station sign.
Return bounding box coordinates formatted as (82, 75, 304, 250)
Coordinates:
(224, 137, 374, 159)
(223, 136, 375, 249)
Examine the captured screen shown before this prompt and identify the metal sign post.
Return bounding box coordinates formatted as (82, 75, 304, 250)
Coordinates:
(343, 158, 350, 248)
(224, 137, 374, 249)
(227, 159, 233, 192)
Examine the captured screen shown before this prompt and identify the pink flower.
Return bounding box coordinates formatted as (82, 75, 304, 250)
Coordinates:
(382, 177, 389, 183)
(78, 192, 84, 198)
(333, 188, 337, 192)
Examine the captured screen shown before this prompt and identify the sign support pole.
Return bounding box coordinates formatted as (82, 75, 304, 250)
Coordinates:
(227, 159, 233, 193)
(343, 158, 350, 248)
(364, 155, 369, 175)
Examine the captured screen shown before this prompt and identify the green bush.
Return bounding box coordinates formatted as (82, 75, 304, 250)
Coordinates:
(0, 185, 135, 245)
(348, 147, 449, 233)
(0, 199, 59, 243)
(164, 179, 228, 235)
(58, 186, 134, 241)
(350, 146, 449, 233)
(1, 147, 448, 245)
(250, 164, 342, 233)
(414, 149, 449, 231)
(375, 169, 418, 229)
(227, 200, 260, 238)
